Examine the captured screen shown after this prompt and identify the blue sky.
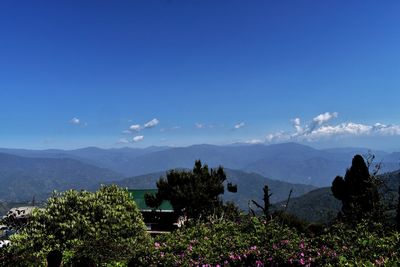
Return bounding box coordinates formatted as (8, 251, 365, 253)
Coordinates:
(1, 1, 400, 150)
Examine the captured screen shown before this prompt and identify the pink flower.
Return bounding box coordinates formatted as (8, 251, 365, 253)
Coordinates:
(300, 258, 305, 265)
(256, 260, 263, 267)
(154, 242, 161, 249)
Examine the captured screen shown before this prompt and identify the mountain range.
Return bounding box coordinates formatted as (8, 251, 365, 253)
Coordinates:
(1, 142, 399, 214)
(1, 142, 399, 187)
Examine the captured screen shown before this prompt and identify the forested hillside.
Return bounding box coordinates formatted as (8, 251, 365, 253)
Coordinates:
(0, 153, 122, 201)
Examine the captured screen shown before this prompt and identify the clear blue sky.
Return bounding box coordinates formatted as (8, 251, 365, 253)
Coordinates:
(1, 1, 400, 150)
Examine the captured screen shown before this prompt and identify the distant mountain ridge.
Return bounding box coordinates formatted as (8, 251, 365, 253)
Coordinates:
(2, 143, 399, 186)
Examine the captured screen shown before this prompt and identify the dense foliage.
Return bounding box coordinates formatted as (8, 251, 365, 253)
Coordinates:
(147, 160, 230, 219)
(331, 155, 380, 221)
(141, 216, 400, 266)
(0, 185, 150, 266)
(1, 155, 400, 266)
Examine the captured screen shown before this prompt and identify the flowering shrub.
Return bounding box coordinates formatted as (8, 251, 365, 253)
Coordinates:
(141, 217, 336, 266)
(317, 220, 400, 266)
(135, 216, 400, 267)
(2, 202, 399, 266)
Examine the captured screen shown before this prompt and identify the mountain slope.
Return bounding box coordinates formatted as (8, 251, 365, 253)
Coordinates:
(0, 153, 123, 201)
(275, 170, 400, 224)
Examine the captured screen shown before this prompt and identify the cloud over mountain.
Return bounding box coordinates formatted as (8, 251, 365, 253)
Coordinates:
(266, 112, 400, 142)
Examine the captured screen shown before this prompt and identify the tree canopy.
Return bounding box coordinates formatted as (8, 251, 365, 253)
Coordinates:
(147, 160, 233, 219)
(5, 185, 150, 265)
(331, 154, 380, 221)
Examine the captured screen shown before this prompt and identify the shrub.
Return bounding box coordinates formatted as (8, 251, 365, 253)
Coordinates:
(2, 185, 150, 266)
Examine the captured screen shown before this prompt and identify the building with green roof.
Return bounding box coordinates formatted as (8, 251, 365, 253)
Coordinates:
(128, 189, 173, 212)
(128, 189, 179, 233)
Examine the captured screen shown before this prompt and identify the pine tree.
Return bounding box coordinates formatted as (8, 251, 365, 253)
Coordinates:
(151, 160, 228, 219)
(331, 154, 380, 222)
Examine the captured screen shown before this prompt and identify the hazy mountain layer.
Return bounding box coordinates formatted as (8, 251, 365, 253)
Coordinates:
(1, 142, 399, 187)
(0, 153, 123, 202)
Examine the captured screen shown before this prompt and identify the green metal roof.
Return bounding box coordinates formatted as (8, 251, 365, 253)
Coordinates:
(128, 189, 174, 212)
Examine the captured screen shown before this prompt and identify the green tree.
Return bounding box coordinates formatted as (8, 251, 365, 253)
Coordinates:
(148, 160, 232, 219)
(331, 155, 380, 222)
(5, 185, 150, 265)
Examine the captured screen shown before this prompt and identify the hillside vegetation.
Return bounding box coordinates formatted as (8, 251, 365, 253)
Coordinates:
(1, 157, 400, 266)
(0, 153, 122, 201)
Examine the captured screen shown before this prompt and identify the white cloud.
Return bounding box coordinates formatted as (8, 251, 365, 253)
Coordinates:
(265, 112, 400, 143)
(372, 123, 400, 135)
(195, 123, 220, 129)
(117, 138, 130, 144)
(245, 139, 263, 144)
(70, 117, 80, 125)
(313, 112, 338, 125)
(160, 126, 181, 132)
(266, 131, 291, 142)
(129, 124, 141, 131)
(144, 118, 160, 128)
(234, 122, 245, 129)
(195, 123, 205, 129)
(133, 135, 144, 142)
(291, 118, 303, 133)
(303, 122, 372, 141)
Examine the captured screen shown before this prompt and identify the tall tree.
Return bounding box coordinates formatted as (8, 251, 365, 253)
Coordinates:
(149, 160, 229, 219)
(331, 155, 380, 221)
